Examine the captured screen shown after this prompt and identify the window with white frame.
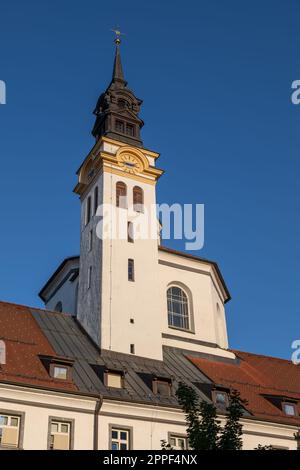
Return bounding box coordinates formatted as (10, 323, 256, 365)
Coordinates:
(49, 420, 71, 450)
(169, 434, 188, 450)
(110, 428, 130, 450)
(53, 365, 68, 380)
(0, 414, 20, 448)
(282, 402, 298, 416)
(167, 286, 190, 330)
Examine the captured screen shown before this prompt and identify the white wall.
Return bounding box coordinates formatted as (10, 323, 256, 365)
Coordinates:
(0, 385, 95, 450)
(100, 170, 163, 360)
(158, 249, 233, 359)
(43, 260, 79, 315)
(98, 400, 297, 450)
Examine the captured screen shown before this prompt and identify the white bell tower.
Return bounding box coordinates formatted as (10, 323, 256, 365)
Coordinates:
(74, 39, 164, 360)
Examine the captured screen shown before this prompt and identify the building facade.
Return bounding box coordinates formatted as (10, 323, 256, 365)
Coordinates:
(0, 42, 299, 450)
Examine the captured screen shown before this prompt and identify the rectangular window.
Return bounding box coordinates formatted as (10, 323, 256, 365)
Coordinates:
(110, 428, 130, 450)
(105, 372, 123, 389)
(49, 420, 72, 450)
(153, 378, 172, 397)
(85, 196, 91, 225)
(53, 366, 68, 380)
(88, 230, 93, 252)
(125, 124, 135, 137)
(128, 259, 135, 282)
(169, 434, 188, 450)
(282, 402, 297, 416)
(115, 120, 124, 133)
(0, 414, 20, 448)
(88, 266, 92, 290)
(127, 222, 134, 243)
(130, 344, 135, 354)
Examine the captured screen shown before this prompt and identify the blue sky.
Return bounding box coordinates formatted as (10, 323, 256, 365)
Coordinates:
(0, 0, 299, 359)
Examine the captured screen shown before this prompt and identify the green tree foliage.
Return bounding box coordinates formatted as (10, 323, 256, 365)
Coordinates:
(175, 382, 247, 450)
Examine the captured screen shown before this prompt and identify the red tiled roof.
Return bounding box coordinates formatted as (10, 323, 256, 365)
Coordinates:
(188, 350, 300, 426)
(0, 301, 78, 392)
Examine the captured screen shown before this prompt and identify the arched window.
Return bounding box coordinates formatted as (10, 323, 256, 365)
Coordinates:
(133, 186, 144, 212)
(116, 182, 127, 208)
(167, 286, 189, 330)
(54, 301, 63, 313)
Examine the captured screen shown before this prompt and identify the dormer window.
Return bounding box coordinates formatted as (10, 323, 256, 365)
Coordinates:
(105, 371, 124, 389)
(282, 402, 298, 416)
(213, 390, 229, 410)
(39, 355, 74, 381)
(153, 378, 172, 397)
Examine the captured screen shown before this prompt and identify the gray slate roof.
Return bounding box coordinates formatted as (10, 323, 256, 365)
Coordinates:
(31, 308, 217, 407)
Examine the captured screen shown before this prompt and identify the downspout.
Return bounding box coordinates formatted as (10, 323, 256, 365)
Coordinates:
(94, 395, 103, 450)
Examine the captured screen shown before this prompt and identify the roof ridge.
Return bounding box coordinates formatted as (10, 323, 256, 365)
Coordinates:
(0, 300, 73, 318)
(232, 349, 295, 365)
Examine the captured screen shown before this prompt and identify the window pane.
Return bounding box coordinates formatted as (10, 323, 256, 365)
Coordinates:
(111, 430, 118, 439)
(167, 287, 189, 330)
(107, 373, 122, 388)
(0, 415, 8, 425)
(51, 423, 59, 433)
(284, 404, 296, 416)
(10, 418, 18, 427)
(216, 392, 226, 404)
(53, 366, 68, 380)
(156, 380, 171, 396)
(111, 442, 119, 450)
(61, 424, 69, 433)
(120, 443, 128, 450)
(120, 431, 127, 441)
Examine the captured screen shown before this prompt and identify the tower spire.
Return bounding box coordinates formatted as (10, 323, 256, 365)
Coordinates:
(112, 43, 126, 84)
(92, 31, 144, 147)
(111, 29, 126, 84)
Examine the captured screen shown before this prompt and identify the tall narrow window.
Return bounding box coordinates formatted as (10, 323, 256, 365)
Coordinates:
(116, 182, 127, 208)
(133, 186, 144, 212)
(125, 124, 135, 136)
(85, 196, 92, 225)
(115, 120, 124, 133)
(88, 230, 93, 252)
(88, 266, 92, 290)
(128, 259, 135, 282)
(167, 286, 189, 330)
(94, 186, 98, 215)
(127, 222, 134, 243)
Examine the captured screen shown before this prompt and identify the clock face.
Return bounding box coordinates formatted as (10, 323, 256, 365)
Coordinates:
(118, 153, 144, 174)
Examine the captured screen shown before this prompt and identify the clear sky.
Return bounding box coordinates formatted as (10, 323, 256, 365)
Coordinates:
(0, 0, 299, 360)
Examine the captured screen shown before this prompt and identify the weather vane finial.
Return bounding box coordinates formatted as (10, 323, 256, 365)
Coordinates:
(111, 27, 125, 45)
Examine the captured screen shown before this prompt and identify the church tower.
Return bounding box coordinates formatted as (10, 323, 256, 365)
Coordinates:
(74, 36, 164, 360)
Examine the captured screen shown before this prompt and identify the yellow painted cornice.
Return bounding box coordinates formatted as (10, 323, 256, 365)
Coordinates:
(74, 140, 164, 196)
(101, 136, 160, 159)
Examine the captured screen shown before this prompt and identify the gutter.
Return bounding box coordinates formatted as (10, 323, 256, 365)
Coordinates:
(94, 396, 103, 450)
